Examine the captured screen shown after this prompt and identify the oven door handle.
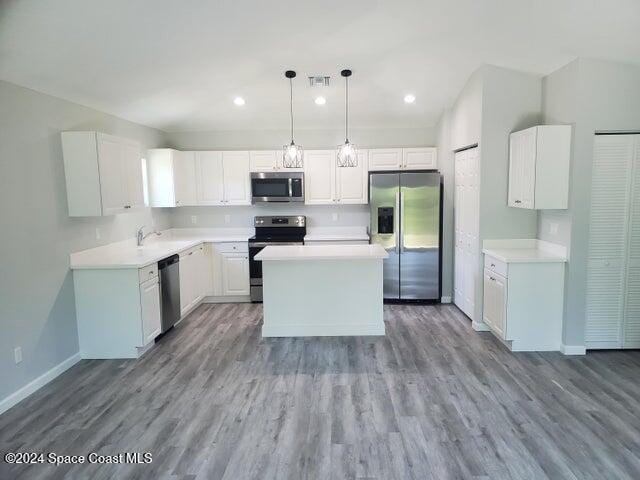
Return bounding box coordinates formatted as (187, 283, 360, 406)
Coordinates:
(249, 241, 303, 247)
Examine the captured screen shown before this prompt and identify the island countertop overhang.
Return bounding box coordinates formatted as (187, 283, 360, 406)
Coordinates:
(255, 244, 389, 261)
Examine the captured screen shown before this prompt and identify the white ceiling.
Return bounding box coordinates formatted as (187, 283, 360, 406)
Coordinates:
(1, 0, 639, 132)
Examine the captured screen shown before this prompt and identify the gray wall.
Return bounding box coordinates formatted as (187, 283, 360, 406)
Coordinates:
(439, 64, 542, 322)
(436, 110, 455, 300)
(0, 80, 170, 403)
(539, 58, 640, 347)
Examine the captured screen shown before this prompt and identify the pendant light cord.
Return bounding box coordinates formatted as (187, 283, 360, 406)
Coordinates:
(345, 76, 349, 143)
(290, 77, 294, 144)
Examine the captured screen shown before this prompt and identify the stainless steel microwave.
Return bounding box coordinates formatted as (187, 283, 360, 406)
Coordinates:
(251, 172, 304, 203)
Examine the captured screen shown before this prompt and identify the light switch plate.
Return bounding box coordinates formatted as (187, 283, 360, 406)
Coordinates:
(549, 222, 559, 235)
(332, 213, 338, 221)
(14, 347, 22, 364)
(191, 215, 198, 225)
(224, 214, 231, 224)
(95, 228, 101, 240)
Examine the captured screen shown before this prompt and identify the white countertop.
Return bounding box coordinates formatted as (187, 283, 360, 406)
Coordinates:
(255, 244, 388, 261)
(482, 239, 567, 263)
(304, 226, 369, 242)
(70, 228, 252, 270)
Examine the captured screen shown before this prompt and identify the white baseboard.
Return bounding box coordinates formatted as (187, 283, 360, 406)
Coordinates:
(440, 296, 452, 304)
(472, 320, 491, 332)
(560, 344, 586, 355)
(0, 352, 81, 416)
(202, 295, 251, 304)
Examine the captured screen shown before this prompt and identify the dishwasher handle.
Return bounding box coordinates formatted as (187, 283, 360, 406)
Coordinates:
(158, 254, 179, 269)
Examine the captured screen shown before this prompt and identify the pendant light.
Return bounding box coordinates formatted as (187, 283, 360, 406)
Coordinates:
(282, 70, 304, 168)
(337, 69, 357, 167)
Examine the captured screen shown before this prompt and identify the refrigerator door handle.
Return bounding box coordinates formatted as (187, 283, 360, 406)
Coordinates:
(399, 190, 404, 253)
(395, 190, 400, 254)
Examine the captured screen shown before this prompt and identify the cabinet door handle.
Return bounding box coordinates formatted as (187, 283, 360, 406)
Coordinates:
(188, 251, 194, 256)
(491, 263, 496, 267)
(490, 276, 496, 281)
(514, 200, 522, 204)
(124, 205, 131, 209)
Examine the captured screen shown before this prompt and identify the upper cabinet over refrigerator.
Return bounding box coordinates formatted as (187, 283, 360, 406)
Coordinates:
(508, 125, 571, 209)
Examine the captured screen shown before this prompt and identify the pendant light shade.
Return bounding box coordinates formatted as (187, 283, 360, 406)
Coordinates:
(282, 70, 304, 168)
(337, 69, 357, 168)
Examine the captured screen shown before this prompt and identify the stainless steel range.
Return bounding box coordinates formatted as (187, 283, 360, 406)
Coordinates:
(248, 215, 306, 302)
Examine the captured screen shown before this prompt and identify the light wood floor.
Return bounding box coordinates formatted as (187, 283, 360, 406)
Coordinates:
(2, 303, 640, 479)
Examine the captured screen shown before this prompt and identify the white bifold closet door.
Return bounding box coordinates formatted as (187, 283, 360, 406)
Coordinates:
(586, 134, 640, 349)
(454, 147, 480, 320)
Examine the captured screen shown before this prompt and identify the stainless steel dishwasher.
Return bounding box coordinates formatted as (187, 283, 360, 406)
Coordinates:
(158, 254, 180, 333)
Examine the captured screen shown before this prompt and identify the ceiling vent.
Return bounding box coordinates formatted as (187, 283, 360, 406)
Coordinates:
(308, 75, 330, 87)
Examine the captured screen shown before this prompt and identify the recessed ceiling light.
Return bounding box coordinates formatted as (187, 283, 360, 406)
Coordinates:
(404, 94, 416, 104)
(233, 97, 245, 106)
(315, 96, 326, 106)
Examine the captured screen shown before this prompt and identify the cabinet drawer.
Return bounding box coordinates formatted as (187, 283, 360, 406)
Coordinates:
(179, 245, 200, 258)
(139, 264, 159, 283)
(215, 242, 248, 253)
(484, 255, 508, 277)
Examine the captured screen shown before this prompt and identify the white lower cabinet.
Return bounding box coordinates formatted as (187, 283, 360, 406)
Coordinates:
(74, 266, 162, 359)
(140, 276, 162, 346)
(179, 245, 206, 316)
(221, 253, 250, 296)
(482, 269, 507, 340)
(482, 254, 564, 352)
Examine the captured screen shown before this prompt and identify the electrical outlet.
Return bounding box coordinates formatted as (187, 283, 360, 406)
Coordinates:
(549, 222, 559, 235)
(14, 347, 22, 364)
(95, 227, 101, 240)
(191, 215, 198, 225)
(332, 213, 338, 221)
(224, 214, 231, 224)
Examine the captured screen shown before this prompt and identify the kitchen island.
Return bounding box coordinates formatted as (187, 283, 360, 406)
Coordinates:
(255, 244, 388, 337)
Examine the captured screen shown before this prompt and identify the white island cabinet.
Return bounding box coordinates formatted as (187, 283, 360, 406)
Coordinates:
(256, 244, 388, 337)
(482, 239, 568, 352)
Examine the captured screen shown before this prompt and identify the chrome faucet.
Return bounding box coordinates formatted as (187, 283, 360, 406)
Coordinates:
(137, 225, 161, 246)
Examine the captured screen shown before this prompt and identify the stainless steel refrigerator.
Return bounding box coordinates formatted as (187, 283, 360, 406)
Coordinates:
(369, 172, 442, 301)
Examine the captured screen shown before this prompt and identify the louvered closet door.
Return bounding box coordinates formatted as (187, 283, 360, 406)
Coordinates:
(454, 150, 466, 308)
(585, 135, 634, 349)
(624, 137, 640, 347)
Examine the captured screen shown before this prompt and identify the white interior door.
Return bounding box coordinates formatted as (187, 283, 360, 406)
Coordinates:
(304, 150, 336, 204)
(195, 151, 224, 205)
(586, 134, 634, 348)
(222, 151, 251, 205)
(454, 147, 479, 320)
(623, 137, 640, 348)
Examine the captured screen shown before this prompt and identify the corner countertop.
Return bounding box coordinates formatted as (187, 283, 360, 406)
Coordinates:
(482, 239, 568, 263)
(70, 228, 252, 270)
(255, 244, 388, 261)
(304, 226, 369, 242)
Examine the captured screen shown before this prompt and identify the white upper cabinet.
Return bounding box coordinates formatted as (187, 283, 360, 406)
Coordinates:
(147, 149, 197, 207)
(305, 149, 369, 205)
(173, 151, 197, 206)
(222, 151, 251, 205)
(250, 150, 278, 171)
(195, 151, 250, 206)
(304, 150, 337, 204)
(403, 147, 437, 170)
(369, 147, 437, 171)
(336, 150, 369, 204)
(62, 131, 145, 216)
(508, 125, 571, 210)
(195, 151, 225, 205)
(368, 148, 403, 171)
(249, 150, 303, 172)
